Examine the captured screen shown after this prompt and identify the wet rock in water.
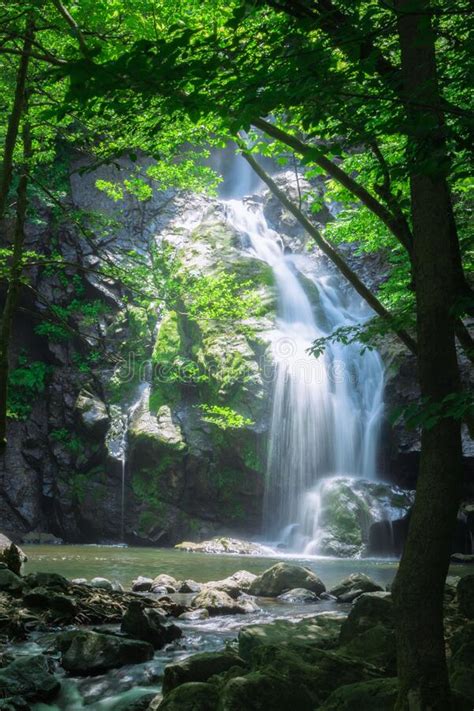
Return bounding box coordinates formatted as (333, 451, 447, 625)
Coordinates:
(328, 574, 383, 603)
(191, 588, 248, 616)
(205, 570, 258, 598)
(178, 579, 202, 593)
(238, 612, 346, 661)
(75, 389, 110, 437)
(22, 587, 77, 618)
(339, 592, 394, 644)
(178, 608, 209, 621)
(318, 678, 399, 710)
(249, 562, 325, 597)
(71, 578, 88, 585)
(121, 600, 182, 649)
(457, 575, 474, 619)
(132, 576, 153, 592)
(90, 577, 114, 591)
(150, 574, 179, 593)
(277, 588, 320, 603)
(175, 538, 272, 556)
(0, 569, 24, 595)
(23, 572, 69, 592)
(57, 629, 154, 675)
(157, 682, 219, 710)
(0, 655, 60, 702)
(163, 651, 247, 694)
(219, 670, 314, 711)
(0, 535, 27, 575)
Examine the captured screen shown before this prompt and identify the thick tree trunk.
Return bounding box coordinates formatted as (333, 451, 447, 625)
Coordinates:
(0, 95, 31, 449)
(392, 2, 464, 708)
(0, 20, 34, 223)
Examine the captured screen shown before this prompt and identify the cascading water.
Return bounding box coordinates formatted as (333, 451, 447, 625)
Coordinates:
(224, 197, 385, 554)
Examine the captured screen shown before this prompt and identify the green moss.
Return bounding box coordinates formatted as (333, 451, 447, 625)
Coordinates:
(153, 311, 181, 364)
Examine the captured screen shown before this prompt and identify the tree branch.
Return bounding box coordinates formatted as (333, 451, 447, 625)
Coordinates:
(253, 117, 414, 255)
(239, 142, 417, 355)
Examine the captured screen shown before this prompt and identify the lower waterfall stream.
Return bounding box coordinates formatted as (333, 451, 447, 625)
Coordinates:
(225, 198, 385, 554)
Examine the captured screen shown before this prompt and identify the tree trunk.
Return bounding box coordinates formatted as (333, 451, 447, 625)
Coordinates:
(0, 20, 34, 224)
(0, 94, 31, 449)
(391, 2, 464, 708)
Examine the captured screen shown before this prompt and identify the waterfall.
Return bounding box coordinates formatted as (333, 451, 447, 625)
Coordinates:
(224, 197, 385, 554)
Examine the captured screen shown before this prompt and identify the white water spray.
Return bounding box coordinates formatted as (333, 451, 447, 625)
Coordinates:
(224, 197, 384, 554)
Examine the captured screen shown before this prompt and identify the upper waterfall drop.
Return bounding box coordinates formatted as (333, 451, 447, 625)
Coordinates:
(224, 195, 385, 554)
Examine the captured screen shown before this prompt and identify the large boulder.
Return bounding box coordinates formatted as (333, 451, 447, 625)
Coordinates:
(204, 571, 258, 599)
(121, 600, 182, 649)
(75, 390, 109, 437)
(457, 575, 474, 619)
(191, 588, 248, 616)
(157, 682, 219, 710)
(57, 630, 154, 675)
(0, 535, 26, 575)
(0, 655, 60, 702)
(249, 563, 325, 597)
(306, 477, 413, 557)
(23, 587, 77, 619)
(238, 613, 346, 661)
(340, 592, 394, 644)
(328, 574, 383, 603)
(23, 572, 69, 591)
(0, 569, 24, 595)
(150, 574, 179, 593)
(163, 651, 247, 694)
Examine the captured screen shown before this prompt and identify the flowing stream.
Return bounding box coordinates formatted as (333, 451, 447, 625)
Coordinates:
(225, 198, 385, 554)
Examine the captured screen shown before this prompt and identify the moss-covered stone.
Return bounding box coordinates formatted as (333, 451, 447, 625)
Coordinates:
(318, 678, 399, 710)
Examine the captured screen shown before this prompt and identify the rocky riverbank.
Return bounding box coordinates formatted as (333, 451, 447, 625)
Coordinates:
(0, 535, 473, 709)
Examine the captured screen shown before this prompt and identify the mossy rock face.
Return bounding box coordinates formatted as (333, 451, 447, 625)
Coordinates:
(339, 592, 394, 644)
(457, 575, 474, 619)
(318, 678, 399, 711)
(219, 670, 314, 711)
(163, 652, 247, 694)
(238, 612, 346, 662)
(157, 682, 219, 711)
(313, 477, 413, 557)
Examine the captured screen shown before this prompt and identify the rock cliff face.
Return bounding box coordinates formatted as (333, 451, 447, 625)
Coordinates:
(0, 157, 470, 546)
